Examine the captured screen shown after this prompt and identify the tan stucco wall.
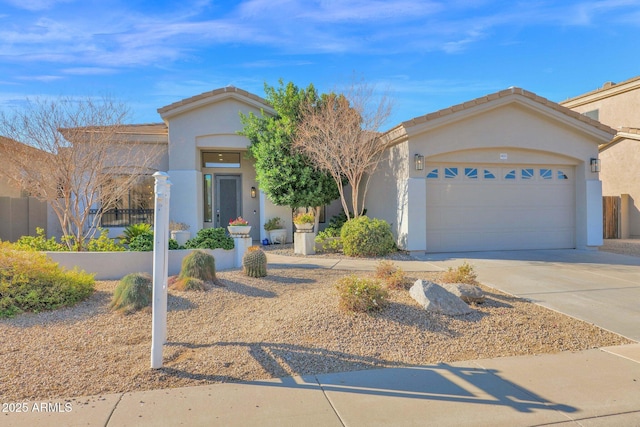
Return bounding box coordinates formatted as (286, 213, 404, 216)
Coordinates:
(0, 178, 21, 198)
(366, 142, 410, 246)
(563, 83, 640, 129)
(378, 100, 606, 251)
(163, 96, 266, 237)
(167, 98, 262, 170)
(600, 138, 640, 237)
(407, 103, 601, 173)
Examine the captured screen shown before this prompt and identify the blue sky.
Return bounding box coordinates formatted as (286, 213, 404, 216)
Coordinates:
(1, 0, 639, 129)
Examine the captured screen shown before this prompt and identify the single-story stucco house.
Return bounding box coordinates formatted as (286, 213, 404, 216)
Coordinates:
(560, 75, 640, 238)
(1, 86, 616, 253)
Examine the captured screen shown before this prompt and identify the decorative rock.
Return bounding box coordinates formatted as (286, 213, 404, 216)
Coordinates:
(443, 283, 486, 304)
(409, 279, 473, 316)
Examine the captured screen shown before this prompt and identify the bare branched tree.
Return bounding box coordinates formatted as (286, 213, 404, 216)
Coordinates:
(293, 82, 393, 219)
(0, 96, 164, 250)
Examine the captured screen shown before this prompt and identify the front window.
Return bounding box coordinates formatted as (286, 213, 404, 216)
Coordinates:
(95, 175, 155, 227)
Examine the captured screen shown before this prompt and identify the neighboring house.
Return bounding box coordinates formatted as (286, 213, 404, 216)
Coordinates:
(0, 137, 48, 241)
(1, 86, 614, 252)
(561, 76, 640, 238)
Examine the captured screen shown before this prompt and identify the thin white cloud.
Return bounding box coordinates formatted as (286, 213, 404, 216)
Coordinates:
(2, 0, 75, 11)
(241, 59, 314, 68)
(62, 67, 119, 75)
(16, 75, 63, 82)
(1, 0, 639, 75)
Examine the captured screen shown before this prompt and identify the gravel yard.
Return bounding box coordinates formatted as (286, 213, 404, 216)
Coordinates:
(0, 262, 632, 402)
(600, 238, 640, 257)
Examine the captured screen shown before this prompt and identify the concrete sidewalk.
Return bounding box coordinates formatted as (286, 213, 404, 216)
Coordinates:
(4, 345, 640, 426)
(4, 250, 640, 426)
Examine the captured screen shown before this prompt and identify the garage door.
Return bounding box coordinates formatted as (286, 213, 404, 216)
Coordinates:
(425, 164, 575, 252)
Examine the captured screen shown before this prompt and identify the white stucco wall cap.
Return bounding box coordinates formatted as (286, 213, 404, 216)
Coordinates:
(157, 86, 275, 121)
(382, 87, 616, 147)
(560, 75, 640, 108)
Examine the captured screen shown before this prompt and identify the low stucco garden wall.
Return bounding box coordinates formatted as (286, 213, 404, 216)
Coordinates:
(46, 248, 235, 280)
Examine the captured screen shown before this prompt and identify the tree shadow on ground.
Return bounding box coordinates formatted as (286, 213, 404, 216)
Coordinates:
(167, 293, 197, 311)
(161, 340, 576, 415)
(261, 274, 316, 285)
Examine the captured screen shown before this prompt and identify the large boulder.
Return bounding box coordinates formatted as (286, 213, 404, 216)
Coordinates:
(409, 279, 472, 316)
(443, 283, 485, 304)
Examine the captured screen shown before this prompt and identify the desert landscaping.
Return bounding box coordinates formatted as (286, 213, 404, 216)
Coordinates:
(0, 253, 632, 402)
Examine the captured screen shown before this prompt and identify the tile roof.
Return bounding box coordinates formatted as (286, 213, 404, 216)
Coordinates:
(395, 87, 615, 135)
(560, 75, 640, 105)
(115, 123, 167, 135)
(157, 86, 270, 116)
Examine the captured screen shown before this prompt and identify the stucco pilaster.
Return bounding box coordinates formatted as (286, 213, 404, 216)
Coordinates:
(167, 169, 202, 232)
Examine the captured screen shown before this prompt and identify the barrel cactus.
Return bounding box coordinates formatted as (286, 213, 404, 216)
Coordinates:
(242, 246, 267, 278)
(111, 273, 152, 313)
(171, 250, 218, 290)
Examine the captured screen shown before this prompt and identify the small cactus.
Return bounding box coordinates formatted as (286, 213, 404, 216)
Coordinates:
(243, 246, 267, 278)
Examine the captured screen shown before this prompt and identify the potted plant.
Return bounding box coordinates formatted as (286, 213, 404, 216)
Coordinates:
(228, 217, 251, 236)
(264, 217, 287, 244)
(169, 221, 191, 246)
(293, 212, 315, 232)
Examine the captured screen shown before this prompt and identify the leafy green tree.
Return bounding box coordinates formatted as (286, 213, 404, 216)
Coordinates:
(239, 80, 339, 219)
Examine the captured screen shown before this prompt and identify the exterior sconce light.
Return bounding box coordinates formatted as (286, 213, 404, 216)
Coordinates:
(590, 158, 601, 173)
(251, 187, 257, 198)
(414, 154, 425, 171)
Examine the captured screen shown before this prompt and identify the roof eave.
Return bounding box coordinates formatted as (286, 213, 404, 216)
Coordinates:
(157, 87, 275, 121)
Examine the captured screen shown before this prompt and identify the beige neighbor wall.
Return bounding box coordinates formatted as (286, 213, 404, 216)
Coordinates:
(164, 96, 266, 242)
(600, 137, 640, 237)
(561, 79, 640, 130)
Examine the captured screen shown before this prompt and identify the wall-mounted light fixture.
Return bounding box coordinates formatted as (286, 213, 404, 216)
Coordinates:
(414, 154, 425, 171)
(251, 187, 257, 198)
(590, 158, 601, 173)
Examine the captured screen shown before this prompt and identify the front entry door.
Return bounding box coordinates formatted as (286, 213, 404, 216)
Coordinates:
(215, 175, 241, 228)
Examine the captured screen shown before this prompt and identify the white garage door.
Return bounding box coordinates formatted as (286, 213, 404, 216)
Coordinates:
(425, 164, 576, 253)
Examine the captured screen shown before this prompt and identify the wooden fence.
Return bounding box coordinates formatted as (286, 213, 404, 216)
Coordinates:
(602, 196, 620, 239)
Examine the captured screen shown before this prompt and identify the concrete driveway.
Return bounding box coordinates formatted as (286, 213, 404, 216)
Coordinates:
(416, 249, 640, 342)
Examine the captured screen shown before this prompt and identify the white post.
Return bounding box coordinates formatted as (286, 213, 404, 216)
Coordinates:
(151, 172, 171, 369)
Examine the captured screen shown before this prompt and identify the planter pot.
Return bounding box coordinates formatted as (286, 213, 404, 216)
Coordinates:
(228, 225, 252, 236)
(294, 223, 314, 232)
(170, 230, 190, 246)
(268, 228, 287, 244)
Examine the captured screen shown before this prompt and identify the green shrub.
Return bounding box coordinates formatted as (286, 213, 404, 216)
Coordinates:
(374, 261, 407, 290)
(13, 228, 67, 251)
(120, 223, 152, 245)
(263, 217, 282, 231)
(169, 239, 180, 250)
(335, 275, 388, 313)
(0, 242, 94, 318)
(441, 261, 478, 284)
(340, 216, 396, 257)
(128, 232, 154, 251)
(184, 228, 234, 250)
(110, 273, 152, 313)
(171, 250, 217, 290)
(128, 232, 181, 251)
(315, 230, 342, 252)
(87, 229, 125, 252)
